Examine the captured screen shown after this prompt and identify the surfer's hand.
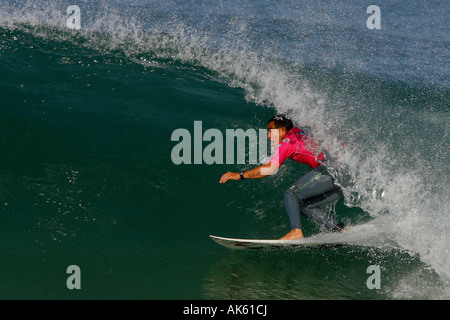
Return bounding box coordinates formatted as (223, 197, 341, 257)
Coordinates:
(219, 172, 240, 183)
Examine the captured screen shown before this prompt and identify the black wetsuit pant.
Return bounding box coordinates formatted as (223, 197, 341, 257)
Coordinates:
(283, 165, 344, 231)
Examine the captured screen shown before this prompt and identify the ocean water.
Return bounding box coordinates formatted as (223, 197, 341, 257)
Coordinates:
(0, 0, 448, 300)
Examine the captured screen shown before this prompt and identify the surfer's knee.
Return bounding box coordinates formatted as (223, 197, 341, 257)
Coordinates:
(283, 187, 297, 201)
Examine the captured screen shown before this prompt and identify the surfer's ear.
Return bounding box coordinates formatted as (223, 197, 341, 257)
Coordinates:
(279, 126, 287, 139)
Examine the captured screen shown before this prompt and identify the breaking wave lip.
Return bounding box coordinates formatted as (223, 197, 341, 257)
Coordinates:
(2, 1, 449, 299)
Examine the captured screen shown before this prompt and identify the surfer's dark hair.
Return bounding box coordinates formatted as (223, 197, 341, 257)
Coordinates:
(267, 114, 294, 131)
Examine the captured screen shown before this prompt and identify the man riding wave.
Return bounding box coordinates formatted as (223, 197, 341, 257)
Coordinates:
(219, 115, 345, 240)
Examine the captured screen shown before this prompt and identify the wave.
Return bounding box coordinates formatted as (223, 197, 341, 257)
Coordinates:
(1, 1, 449, 299)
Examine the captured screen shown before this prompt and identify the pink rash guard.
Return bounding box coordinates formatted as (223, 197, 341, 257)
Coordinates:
(268, 127, 326, 169)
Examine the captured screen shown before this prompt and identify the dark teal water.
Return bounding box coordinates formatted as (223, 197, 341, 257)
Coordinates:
(0, 0, 448, 299)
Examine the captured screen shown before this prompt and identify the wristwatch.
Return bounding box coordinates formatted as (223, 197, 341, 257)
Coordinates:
(239, 171, 246, 180)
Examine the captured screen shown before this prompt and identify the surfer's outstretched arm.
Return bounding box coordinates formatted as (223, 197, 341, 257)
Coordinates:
(219, 162, 278, 184)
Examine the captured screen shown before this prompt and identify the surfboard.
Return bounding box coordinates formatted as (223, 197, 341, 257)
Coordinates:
(209, 234, 345, 250)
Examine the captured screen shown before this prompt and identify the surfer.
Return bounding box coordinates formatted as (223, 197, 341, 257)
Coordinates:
(219, 115, 345, 240)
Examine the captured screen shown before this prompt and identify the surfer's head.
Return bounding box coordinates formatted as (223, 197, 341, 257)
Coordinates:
(267, 114, 293, 145)
(267, 114, 294, 132)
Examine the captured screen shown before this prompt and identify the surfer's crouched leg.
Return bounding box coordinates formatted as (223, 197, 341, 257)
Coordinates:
(283, 188, 302, 230)
(285, 166, 345, 232)
(282, 167, 327, 231)
(302, 187, 344, 231)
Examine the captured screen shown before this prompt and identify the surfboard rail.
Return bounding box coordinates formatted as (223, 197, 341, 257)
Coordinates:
(209, 235, 343, 250)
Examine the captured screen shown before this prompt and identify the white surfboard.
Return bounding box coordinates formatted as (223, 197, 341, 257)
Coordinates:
(209, 234, 345, 250)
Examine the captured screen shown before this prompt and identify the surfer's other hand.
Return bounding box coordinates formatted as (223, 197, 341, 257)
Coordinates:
(219, 172, 240, 183)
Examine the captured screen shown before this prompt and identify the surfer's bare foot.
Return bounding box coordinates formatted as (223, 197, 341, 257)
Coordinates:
(280, 228, 304, 240)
